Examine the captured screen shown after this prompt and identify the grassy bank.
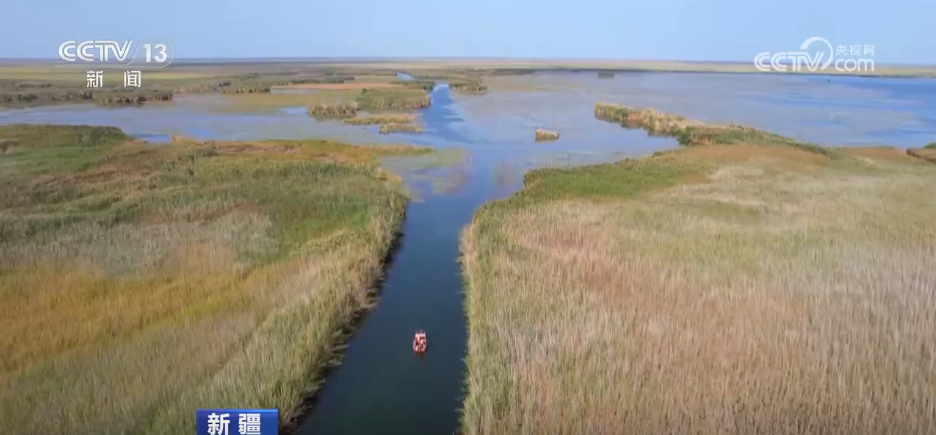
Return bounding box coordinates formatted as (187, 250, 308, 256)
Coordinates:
(0, 124, 426, 435)
(461, 109, 936, 434)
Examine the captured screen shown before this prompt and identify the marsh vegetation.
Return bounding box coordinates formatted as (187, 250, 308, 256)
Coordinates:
(343, 114, 417, 125)
(0, 124, 428, 435)
(356, 87, 431, 110)
(0, 83, 173, 107)
(0, 67, 358, 108)
(461, 109, 936, 434)
(595, 102, 840, 157)
(94, 89, 174, 105)
(534, 129, 560, 141)
(307, 88, 430, 119)
(308, 101, 360, 117)
(449, 80, 489, 94)
(379, 123, 424, 134)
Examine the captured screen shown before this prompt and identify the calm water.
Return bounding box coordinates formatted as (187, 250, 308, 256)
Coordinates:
(2, 72, 935, 435)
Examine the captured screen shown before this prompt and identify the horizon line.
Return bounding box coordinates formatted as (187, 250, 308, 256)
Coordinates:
(1, 57, 934, 68)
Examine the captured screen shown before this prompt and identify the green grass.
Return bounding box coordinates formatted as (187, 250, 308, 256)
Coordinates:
(0, 124, 421, 435)
(461, 113, 936, 434)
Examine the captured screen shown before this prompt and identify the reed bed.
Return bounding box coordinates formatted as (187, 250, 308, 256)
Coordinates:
(356, 88, 431, 110)
(461, 112, 936, 435)
(1, 89, 172, 107)
(379, 123, 424, 134)
(534, 129, 560, 141)
(594, 102, 841, 157)
(95, 90, 173, 105)
(396, 80, 436, 92)
(0, 71, 357, 107)
(450, 80, 489, 94)
(0, 124, 419, 435)
(343, 114, 417, 125)
(308, 101, 360, 117)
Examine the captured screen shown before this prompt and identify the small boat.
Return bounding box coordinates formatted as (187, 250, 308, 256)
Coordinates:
(412, 330, 427, 354)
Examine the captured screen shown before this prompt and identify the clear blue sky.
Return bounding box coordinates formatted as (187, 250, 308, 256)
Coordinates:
(1, 0, 932, 64)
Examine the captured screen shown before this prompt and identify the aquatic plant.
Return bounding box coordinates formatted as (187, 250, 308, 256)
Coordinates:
(356, 88, 430, 110)
(379, 123, 424, 134)
(534, 129, 560, 141)
(461, 115, 936, 435)
(0, 124, 419, 435)
(95, 89, 173, 105)
(0, 89, 94, 106)
(597, 71, 616, 78)
(343, 114, 417, 125)
(308, 101, 360, 117)
(219, 82, 272, 94)
(449, 80, 488, 94)
(594, 102, 842, 157)
(395, 80, 436, 92)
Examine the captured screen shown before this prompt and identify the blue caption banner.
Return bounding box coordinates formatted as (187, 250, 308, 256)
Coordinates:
(196, 409, 278, 435)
